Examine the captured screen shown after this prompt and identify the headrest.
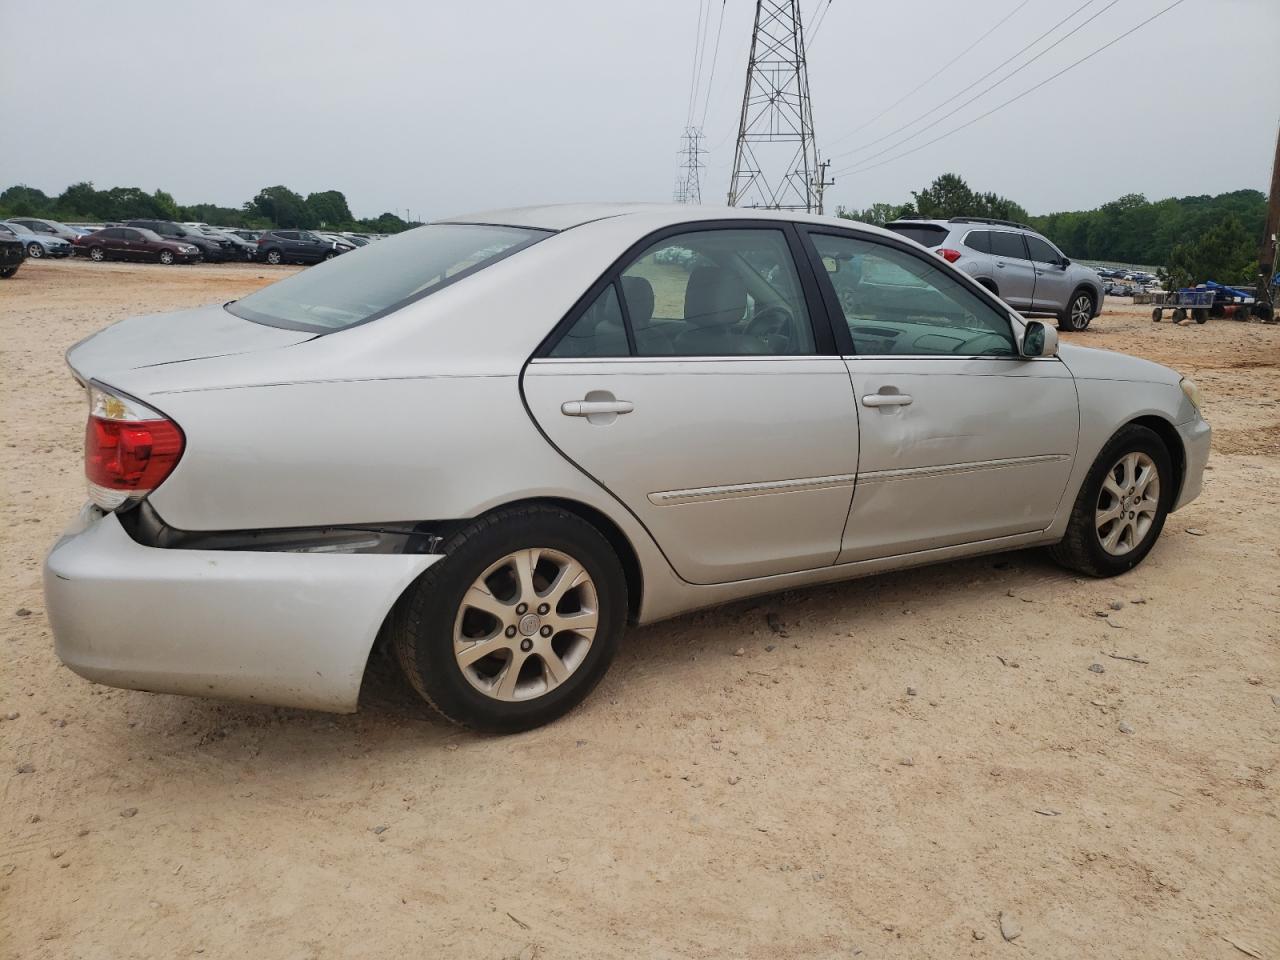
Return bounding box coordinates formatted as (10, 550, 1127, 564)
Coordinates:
(620, 275, 655, 327)
(683, 266, 746, 328)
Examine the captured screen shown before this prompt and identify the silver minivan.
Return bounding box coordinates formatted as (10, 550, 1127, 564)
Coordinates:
(886, 217, 1105, 331)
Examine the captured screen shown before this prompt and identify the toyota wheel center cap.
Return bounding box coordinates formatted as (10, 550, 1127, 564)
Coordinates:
(518, 613, 541, 636)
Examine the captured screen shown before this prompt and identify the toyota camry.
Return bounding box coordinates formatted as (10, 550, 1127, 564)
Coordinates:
(44, 204, 1211, 732)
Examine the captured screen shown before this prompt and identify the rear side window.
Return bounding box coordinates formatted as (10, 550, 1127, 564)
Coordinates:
(989, 232, 1028, 260)
(884, 223, 948, 248)
(963, 230, 991, 254)
(228, 223, 551, 332)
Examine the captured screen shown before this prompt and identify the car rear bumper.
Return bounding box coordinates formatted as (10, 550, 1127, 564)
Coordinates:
(44, 505, 439, 712)
(1173, 415, 1211, 510)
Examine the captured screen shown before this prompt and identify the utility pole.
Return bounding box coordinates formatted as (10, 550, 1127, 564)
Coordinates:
(727, 0, 822, 213)
(675, 127, 706, 204)
(1255, 120, 1279, 322)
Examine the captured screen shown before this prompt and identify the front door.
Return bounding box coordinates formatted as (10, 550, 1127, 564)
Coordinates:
(1026, 234, 1073, 314)
(523, 223, 859, 585)
(804, 229, 1079, 562)
(986, 229, 1037, 310)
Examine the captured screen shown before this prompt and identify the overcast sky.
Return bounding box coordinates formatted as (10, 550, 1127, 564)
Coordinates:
(2, 0, 1276, 220)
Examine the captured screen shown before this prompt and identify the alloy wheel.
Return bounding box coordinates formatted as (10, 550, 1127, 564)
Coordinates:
(89, 247, 104, 261)
(1095, 451, 1160, 556)
(27, 243, 43, 258)
(453, 547, 597, 702)
(1071, 295, 1092, 330)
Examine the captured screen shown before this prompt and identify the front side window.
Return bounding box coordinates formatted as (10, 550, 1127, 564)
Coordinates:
(810, 233, 1018, 357)
(617, 228, 815, 357)
(229, 223, 550, 332)
(1024, 236, 1062, 264)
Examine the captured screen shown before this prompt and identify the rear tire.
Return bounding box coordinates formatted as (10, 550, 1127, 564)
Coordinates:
(1058, 290, 1094, 331)
(88, 246, 105, 262)
(1151, 307, 1162, 322)
(1194, 309, 1209, 324)
(390, 505, 627, 733)
(1172, 307, 1186, 322)
(264, 249, 283, 265)
(1050, 424, 1173, 578)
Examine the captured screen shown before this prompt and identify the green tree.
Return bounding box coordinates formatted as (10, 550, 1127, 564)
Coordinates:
(1162, 214, 1256, 290)
(152, 189, 181, 220)
(306, 190, 353, 227)
(246, 185, 314, 228)
(836, 201, 915, 226)
(0, 184, 51, 217)
(911, 173, 976, 218)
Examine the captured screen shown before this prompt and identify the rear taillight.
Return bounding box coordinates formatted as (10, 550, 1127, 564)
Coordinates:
(937, 248, 962, 263)
(84, 383, 184, 511)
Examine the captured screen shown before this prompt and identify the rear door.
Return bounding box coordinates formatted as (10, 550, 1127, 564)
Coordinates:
(801, 227, 1078, 562)
(987, 230, 1036, 310)
(522, 222, 859, 585)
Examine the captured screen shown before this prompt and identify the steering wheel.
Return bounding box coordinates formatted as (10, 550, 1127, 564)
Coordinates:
(745, 304, 795, 341)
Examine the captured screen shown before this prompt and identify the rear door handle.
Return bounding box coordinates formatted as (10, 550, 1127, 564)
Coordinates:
(862, 394, 913, 407)
(561, 400, 634, 417)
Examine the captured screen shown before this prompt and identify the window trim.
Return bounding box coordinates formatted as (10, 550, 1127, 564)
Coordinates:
(797, 224, 1030, 360)
(534, 219, 839, 360)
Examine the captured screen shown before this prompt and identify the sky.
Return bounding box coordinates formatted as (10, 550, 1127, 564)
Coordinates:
(1, 0, 1276, 220)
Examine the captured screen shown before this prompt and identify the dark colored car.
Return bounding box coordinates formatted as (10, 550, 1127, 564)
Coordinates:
(0, 229, 24, 279)
(124, 219, 230, 262)
(256, 230, 350, 265)
(227, 229, 262, 244)
(74, 226, 202, 265)
(190, 225, 256, 261)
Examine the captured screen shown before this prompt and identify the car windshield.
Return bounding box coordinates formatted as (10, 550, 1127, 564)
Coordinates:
(227, 223, 551, 332)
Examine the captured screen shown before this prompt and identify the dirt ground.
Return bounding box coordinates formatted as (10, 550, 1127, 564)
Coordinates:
(2, 258, 1278, 960)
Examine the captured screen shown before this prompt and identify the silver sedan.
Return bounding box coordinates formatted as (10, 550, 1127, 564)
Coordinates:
(44, 204, 1211, 731)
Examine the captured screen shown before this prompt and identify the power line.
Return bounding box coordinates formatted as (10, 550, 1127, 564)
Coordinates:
(826, 0, 1100, 162)
(832, 0, 1192, 179)
(808, 0, 834, 46)
(685, 0, 710, 127)
(831, 0, 1127, 169)
(698, 0, 730, 128)
(824, 0, 1032, 151)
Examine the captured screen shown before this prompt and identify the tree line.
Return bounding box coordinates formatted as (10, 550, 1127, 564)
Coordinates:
(0, 182, 415, 234)
(838, 173, 1267, 286)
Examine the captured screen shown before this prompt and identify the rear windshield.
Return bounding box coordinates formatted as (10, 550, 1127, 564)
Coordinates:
(227, 223, 551, 332)
(884, 223, 948, 248)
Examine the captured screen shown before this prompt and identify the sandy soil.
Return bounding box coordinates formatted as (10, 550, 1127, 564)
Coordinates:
(2, 260, 1278, 960)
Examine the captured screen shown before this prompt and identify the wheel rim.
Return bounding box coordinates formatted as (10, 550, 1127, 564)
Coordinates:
(160, 251, 173, 264)
(1095, 451, 1160, 556)
(267, 251, 280, 264)
(90, 247, 103, 261)
(453, 547, 597, 702)
(28, 243, 43, 258)
(1071, 295, 1091, 329)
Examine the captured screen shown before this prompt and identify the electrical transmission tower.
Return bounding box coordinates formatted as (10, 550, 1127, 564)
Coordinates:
(674, 127, 706, 204)
(727, 0, 829, 212)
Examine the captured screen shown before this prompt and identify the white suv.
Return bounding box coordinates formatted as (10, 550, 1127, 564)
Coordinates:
(886, 217, 1104, 331)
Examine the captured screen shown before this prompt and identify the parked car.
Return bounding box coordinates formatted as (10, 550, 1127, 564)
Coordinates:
(44, 204, 1211, 732)
(0, 220, 74, 259)
(226, 229, 262, 244)
(256, 229, 350, 265)
(4, 216, 81, 243)
(73, 226, 202, 264)
(0, 228, 24, 278)
(317, 232, 359, 253)
(1105, 282, 1135, 297)
(189, 224, 256, 260)
(124, 219, 229, 262)
(885, 217, 1105, 331)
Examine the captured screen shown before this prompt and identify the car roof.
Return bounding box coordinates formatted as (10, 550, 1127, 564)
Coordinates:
(437, 202, 906, 241)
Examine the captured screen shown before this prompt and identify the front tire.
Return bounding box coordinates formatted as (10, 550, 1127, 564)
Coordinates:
(1059, 290, 1094, 331)
(390, 505, 627, 733)
(158, 250, 175, 265)
(0, 266, 18, 279)
(1050, 424, 1173, 577)
(26, 242, 44, 259)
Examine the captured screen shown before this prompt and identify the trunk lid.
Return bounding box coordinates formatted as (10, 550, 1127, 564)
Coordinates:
(66, 303, 315, 380)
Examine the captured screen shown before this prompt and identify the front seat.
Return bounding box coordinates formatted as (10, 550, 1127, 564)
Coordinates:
(619, 275, 672, 354)
(675, 266, 765, 355)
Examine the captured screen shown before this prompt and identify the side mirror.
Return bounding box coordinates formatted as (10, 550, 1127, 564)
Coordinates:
(1021, 319, 1058, 358)
(1058, 257, 1071, 269)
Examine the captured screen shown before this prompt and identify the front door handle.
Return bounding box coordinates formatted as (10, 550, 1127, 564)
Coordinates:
(561, 400, 634, 417)
(862, 393, 913, 407)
